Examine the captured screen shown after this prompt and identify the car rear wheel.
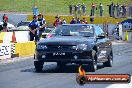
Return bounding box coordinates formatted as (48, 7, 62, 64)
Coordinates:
(89, 50, 97, 72)
(103, 50, 113, 67)
(34, 61, 44, 72)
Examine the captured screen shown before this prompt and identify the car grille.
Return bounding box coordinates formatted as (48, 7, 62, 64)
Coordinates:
(47, 45, 73, 51)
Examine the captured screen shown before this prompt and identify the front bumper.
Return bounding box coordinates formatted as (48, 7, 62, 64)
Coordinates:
(34, 50, 93, 63)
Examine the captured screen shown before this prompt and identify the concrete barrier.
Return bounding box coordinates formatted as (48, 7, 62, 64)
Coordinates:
(0, 32, 6, 43)
(27, 15, 128, 25)
(15, 41, 36, 57)
(0, 31, 29, 43)
(0, 41, 36, 59)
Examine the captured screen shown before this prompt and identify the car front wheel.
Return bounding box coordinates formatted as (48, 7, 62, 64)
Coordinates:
(103, 50, 113, 67)
(34, 61, 44, 72)
(89, 50, 97, 72)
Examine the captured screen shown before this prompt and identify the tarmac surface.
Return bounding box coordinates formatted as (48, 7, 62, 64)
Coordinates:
(0, 41, 132, 88)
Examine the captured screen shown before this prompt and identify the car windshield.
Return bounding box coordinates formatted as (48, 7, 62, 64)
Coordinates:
(52, 25, 94, 37)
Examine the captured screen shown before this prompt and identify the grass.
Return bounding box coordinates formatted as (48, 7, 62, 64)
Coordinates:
(0, 0, 131, 16)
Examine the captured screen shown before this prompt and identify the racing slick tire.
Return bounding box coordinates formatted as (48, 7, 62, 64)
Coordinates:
(34, 61, 44, 72)
(103, 50, 113, 67)
(89, 50, 97, 72)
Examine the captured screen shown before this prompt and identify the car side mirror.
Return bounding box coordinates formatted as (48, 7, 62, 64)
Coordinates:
(42, 33, 49, 38)
(96, 34, 105, 39)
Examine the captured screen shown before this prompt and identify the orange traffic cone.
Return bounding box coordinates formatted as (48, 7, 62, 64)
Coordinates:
(12, 31, 16, 43)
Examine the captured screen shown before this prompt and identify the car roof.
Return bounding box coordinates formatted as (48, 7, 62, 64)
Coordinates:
(62, 24, 95, 26)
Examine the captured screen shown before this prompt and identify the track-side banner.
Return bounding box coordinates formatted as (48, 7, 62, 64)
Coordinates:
(0, 43, 11, 59)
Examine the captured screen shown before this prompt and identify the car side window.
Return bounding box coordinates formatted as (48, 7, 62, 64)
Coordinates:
(94, 26, 101, 36)
(98, 26, 104, 34)
(94, 26, 104, 36)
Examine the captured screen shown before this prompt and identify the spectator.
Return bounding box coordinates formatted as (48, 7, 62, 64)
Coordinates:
(99, 3, 104, 16)
(115, 3, 120, 18)
(107, 4, 112, 17)
(62, 18, 66, 24)
(107, 2, 115, 17)
(74, 5, 78, 16)
(69, 4, 73, 15)
(90, 3, 96, 16)
(82, 18, 88, 24)
(28, 16, 39, 42)
(70, 17, 76, 24)
(78, 3, 81, 16)
(77, 18, 81, 24)
(90, 17, 94, 24)
(38, 13, 46, 40)
(53, 16, 62, 27)
(122, 5, 126, 18)
(2, 21, 8, 32)
(2, 14, 8, 22)
(111, 2, 115, 17)
(0, 24, 2, 31)
(119, 5, 123, 17)
(82, 3, 86, 15)
(128, 6, 132, 17)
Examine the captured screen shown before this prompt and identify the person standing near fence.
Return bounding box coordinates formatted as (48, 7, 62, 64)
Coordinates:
(70, 17, 76, 24)
(2, 14, 8, 22)
(107, 4, 112, 17)
(90, 3, 96, 16)
(119, 5, 123, 17)
(2, 14, 8, 32)
(82, 18, 88, 24)
(62, 18, 66, 24)
(128, 6, 132, 17)
(111, 2, 115, 18)
(82, 3, 86, 15)
(29, 16, 39, 42)
(122, 5, 126, 18)
(99, 3, 104, 16)
(74, 5, 78, 16)
(53, 16, 62, 27)
(2, 21, 8, 32)
(76, 18, 81, 24)
(77, 3, 81, 16)
(37, 13, 46, 40)
(69, 4, 73, 15)
(115, 3, 120, 18)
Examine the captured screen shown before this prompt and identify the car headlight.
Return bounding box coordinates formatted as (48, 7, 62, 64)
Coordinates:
(37, 45, 47, 49)
(72, 44, 87, 50)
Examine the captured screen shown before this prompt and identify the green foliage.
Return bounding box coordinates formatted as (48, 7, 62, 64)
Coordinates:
(0, 0, 131, 16)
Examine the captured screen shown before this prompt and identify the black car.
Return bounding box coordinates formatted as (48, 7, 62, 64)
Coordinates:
(34, 24, 113, 72)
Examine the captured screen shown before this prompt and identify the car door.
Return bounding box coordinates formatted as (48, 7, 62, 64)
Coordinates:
(94, 26, 108, 62)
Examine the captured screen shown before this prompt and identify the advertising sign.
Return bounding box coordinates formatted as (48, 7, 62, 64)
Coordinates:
(0, 43, 11, 59)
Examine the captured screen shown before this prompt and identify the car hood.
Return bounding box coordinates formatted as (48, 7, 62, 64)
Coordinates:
(39, 36, 94, 45)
